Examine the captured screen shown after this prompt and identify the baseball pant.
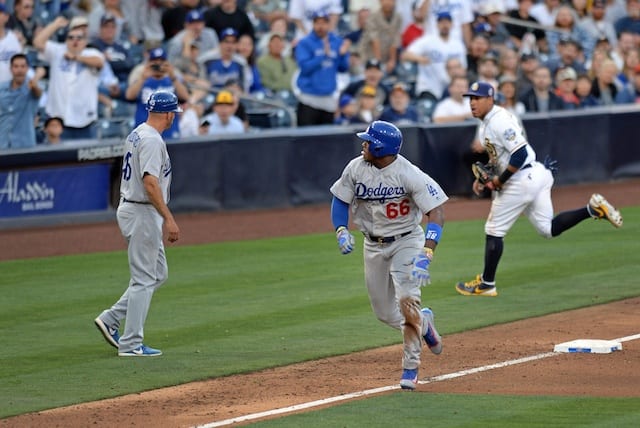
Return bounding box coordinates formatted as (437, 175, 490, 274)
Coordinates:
(363, 228, 425, 369)
(98, 204, 168, 352)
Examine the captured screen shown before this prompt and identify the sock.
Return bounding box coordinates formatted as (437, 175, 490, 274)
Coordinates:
(551, 207, 590, 237)
(482, 235, 503, 285)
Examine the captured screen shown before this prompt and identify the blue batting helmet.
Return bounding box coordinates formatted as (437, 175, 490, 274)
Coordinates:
(146, 91, 183, 113)
(357, 120, 403, 157)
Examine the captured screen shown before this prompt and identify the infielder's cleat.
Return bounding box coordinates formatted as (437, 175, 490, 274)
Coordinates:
(399, 368, 418, 390)
(421, 308, 442, 355)
(118, 345, 163, 357)
(94, 317, 120, 349)
(456, 275, 498, 297)
(589, 194, 623, 228)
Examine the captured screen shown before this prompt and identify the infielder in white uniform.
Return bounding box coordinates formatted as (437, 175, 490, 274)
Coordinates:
(456, 82, 623, 297)
(95, 91, 181, 357)
(330, 120, 448, 390)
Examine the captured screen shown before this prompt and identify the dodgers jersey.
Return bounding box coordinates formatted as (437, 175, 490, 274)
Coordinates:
(330, 155, 448, 237)
(479, 105, 536, 172)
(120, 123, 172, 204)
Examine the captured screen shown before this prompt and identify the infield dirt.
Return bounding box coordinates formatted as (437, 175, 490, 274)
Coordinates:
(2, 179, 639, 427)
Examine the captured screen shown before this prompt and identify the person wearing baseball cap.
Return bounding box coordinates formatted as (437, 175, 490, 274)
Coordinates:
(201, 90, 245, 134)
(378, 81, 419, 124)
(401, 7, 467, 100)
(341, 57, 389, 106)
(293, 5, 350, 125)
(125, 45, 190, 140)
(166, 8, 219, 64)
(456, 79, 623, 297)
(198, 27, 253, 92)
(554, 66, 580, 109)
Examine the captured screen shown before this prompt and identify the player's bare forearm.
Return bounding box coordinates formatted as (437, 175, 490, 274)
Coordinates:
(143, 174, 180, 242)
(426, 205, 445, 228)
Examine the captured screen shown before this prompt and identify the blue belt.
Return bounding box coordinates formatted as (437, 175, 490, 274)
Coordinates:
(364, 230, 412, 244)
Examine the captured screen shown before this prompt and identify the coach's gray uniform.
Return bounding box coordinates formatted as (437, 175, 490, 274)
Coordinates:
(98, 123, 172, 352)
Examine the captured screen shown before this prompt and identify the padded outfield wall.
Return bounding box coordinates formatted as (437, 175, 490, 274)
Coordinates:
(0, 105, 639, 222)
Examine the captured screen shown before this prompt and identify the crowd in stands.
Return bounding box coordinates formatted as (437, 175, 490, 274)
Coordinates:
(1, 0, 640, 149)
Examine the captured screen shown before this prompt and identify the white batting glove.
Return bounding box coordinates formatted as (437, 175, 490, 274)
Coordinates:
(411, 247, 433, 287)
(336, 226, 355, 255)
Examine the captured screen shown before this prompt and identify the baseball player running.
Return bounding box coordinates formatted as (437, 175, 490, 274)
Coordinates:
(456, 82, 623, 297)
(94, 91, 181, 356)
(330, 120, 448, 390)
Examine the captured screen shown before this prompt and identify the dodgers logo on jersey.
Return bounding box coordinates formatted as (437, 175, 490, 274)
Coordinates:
(355, 182, 406, 203)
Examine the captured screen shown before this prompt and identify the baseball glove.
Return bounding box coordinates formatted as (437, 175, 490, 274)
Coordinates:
(472, 162, 497, 185)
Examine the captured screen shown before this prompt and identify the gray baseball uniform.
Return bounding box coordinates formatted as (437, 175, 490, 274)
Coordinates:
(331, 154, 448, 369)
(97, 122, 172, 352)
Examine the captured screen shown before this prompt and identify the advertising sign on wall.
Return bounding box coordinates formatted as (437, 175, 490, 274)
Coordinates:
(0, 163, 111, 218)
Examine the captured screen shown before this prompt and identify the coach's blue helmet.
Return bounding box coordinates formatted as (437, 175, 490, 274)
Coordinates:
(146, 91, 183, 113)
(357, 120, 403, 157)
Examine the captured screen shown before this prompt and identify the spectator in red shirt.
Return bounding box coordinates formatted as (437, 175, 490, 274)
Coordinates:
(402, 2, 427, 49)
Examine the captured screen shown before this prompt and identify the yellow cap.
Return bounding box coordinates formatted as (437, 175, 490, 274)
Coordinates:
(361, 85, 376, 97)
(215, 90, 234, 105)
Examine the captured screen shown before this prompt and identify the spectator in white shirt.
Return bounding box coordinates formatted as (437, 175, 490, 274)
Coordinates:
(431, 75, 473, 123)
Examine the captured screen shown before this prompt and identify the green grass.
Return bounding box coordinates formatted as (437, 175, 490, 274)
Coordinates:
(249, 394, 640, 428)
(1, 206, 639, 421)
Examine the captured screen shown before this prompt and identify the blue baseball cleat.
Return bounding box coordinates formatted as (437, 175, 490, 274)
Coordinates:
(400, 368, 418, 390)
(421, 308, 442, 355)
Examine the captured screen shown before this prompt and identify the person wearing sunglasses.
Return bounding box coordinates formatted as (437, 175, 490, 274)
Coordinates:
(33, 15, 105, 140)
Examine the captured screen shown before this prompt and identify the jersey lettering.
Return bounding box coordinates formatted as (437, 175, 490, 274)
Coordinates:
(386, 199, 410, 219)
(122, 152, 132, 181)
(355, 182, 406, 203)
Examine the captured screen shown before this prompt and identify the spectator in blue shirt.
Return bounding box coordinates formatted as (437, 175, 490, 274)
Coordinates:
(293, 11, 349, 126)
(574, 73, 601, 108)
(379, 82, 419, 124)
(614, 64, 640, 103)
(200, 28, 252, 93)
(125, 47, 190, 140)
(0, 53, 43, 149)
(615, 0, 640, 37)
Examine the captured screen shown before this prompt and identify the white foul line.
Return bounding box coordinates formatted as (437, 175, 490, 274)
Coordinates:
(195, 333, 639, 428)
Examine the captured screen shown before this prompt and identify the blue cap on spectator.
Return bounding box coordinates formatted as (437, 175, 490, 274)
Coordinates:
(436, 11, 452, 21)
(463, 81, 495, 98)
(312, 10, 330, 21)
(185, 9, 204, 23)
(0, 4, 6, 14)
(339, 94, 355, 108)
(100, 13, 116, 26)
(148, 47, 167, 61)
(219, 27, 238, 40)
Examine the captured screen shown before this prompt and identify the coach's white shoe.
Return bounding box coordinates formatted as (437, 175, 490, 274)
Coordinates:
(589, 194, 623, 228)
